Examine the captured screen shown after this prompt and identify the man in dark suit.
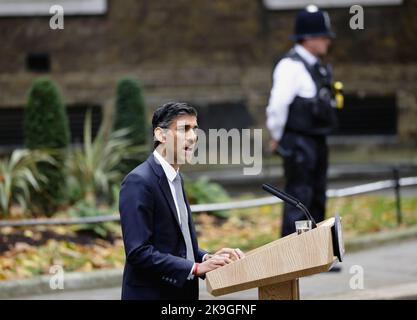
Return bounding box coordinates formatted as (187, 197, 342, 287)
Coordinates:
(119, 101, 244, 300)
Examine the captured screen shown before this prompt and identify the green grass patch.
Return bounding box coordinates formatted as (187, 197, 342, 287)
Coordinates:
(196, 195, 417, 252)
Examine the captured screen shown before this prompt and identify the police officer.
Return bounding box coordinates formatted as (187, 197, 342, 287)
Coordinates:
(266, 5, 338, 237)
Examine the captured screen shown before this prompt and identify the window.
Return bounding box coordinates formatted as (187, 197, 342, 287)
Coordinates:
(26, 53, 51, 72)
(0, 105, 102, 150)
(332, 95, 397, 136)
(67, 104, 102, 144)
(193, 101, 254, 132)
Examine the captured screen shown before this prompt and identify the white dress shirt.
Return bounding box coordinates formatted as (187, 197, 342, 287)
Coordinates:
(153, 150, 208, 279)
(266, 44, 318, 141)
(153, 150, 182, 224)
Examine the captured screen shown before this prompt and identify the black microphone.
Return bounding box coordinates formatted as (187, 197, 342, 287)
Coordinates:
(262, 183, 317, 229)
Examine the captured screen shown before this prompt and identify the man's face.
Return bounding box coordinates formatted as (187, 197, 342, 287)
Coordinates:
(305, 36, 332, 56)
(164, 114, 198, 165)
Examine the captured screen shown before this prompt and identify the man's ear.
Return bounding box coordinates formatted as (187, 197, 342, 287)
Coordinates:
(154, 127, 166, 144)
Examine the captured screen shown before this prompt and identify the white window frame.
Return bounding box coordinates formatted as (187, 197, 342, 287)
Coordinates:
(263, 0, 403, 10)
(0, 0, 107, 16)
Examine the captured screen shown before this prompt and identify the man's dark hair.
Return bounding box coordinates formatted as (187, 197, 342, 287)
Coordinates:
(152, 101, 198, 149)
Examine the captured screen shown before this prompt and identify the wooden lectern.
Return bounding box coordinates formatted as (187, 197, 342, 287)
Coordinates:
(206, 215, 344, 300)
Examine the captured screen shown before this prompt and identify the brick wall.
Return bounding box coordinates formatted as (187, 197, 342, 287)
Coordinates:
(0, 0, 416, 144)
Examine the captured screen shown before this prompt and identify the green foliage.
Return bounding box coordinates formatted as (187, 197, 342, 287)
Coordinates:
(24, 78, 70, 149)
(112, 78, 149, 173)
(183, 176, 230, 218)
(67, 110, 147, 206)
(66, 175, 84, 205)
(110, 184, 120, 210)
(23, 78, 70, 215)
(67, 201, 118, 238)
(0, 149, 56, 217)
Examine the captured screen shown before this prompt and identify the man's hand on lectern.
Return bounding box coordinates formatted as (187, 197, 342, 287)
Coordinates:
(213, 248, 245, 261)
(196, 248, 245, 276)
(196, 254, 232, 276)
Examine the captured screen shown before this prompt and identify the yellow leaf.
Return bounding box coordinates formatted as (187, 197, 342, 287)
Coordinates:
(78, 261, 93, 272)
(0, 227, 13, 235)
(23, 230, 34, 238)
(14, 242, 33, 253)
(0, 258, 14, 269)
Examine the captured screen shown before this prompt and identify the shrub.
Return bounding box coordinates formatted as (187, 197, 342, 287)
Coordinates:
(67, 200, 119, 239)
(183, 176, 231, 218)
(23, 78, 70, 215)
(67, 110, 147, 206)
(112, 78, 149, 173)
(0, 149, 56, 217)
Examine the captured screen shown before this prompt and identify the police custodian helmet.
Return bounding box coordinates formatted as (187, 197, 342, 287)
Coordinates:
(291, 5, 336, 41)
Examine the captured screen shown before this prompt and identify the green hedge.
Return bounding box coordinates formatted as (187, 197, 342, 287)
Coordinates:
(23, 78, 70, 216)
(112, 78, 149, 173)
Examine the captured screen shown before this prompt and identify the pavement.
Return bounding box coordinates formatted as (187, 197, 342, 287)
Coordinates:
(6, 238, 417, 300)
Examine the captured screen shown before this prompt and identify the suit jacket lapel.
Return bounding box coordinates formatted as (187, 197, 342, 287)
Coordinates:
(159, 174, 182, 228)
(147, 154, 182, 228)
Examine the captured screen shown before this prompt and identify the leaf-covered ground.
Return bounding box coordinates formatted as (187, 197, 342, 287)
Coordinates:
(0, 226, 124, 280)
(0, 195, 416, 281)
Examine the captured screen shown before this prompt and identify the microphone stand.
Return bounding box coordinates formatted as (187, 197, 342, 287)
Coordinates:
(262, 183, 317, 229)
